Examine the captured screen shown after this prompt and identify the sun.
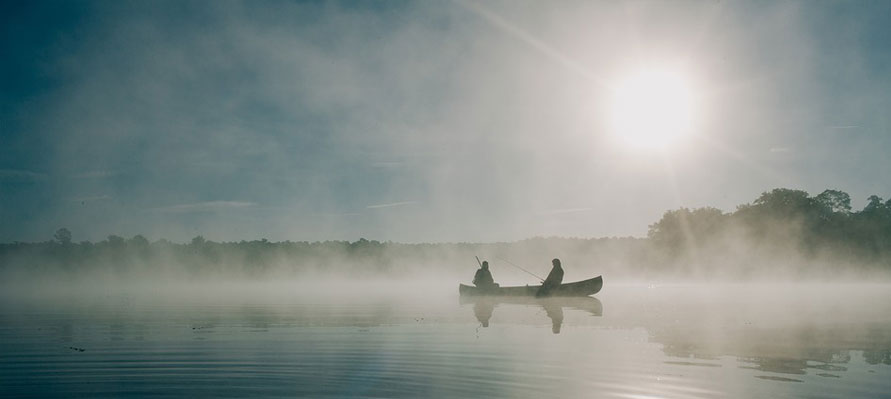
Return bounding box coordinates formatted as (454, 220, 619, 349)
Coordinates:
(607, 67, 698, 150)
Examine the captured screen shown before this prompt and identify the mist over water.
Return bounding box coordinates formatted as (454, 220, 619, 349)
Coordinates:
(4, 0, 891, 397)
(2, 189, 890, 398)
(2, 280, 889, 398)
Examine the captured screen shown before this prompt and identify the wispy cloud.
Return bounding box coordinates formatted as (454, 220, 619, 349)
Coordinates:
(72, 170, 120, 179)
(318, 212, 362, 217)
(371, 162, 404, 168)
(0, 169, 47, 181)
(3, 1, 888, 243)
(70, 195, 112, 203)
(456, 0, 608, 88)
(540, 207, 593, 216)
(153, 201, 256, 213)
(366, 201, 417, 209)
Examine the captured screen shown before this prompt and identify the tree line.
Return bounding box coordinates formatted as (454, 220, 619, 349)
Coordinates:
(647, 188, 891, 276)
(1, 188, 889, 280)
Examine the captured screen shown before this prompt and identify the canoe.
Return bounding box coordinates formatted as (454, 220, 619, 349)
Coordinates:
(458, 275, 603, 297)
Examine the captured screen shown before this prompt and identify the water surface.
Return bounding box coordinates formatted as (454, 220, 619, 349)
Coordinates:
(1, 283, 889, 398)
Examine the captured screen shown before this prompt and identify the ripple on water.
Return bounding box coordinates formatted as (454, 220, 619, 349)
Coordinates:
(2, 285, 891, 398)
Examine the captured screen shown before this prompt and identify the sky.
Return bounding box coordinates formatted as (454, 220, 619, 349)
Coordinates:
(2, 0, 890, 243)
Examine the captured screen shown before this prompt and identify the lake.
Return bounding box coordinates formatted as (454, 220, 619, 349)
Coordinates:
(1, 282, 890, 398)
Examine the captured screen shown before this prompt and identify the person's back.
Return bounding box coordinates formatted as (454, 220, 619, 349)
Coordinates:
(473, 261, 496, 289)
(537, 258, 564, 297)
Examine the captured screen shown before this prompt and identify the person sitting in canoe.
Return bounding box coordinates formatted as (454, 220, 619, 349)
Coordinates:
(473, 261, 499, 290)
(536, 258, 564, 297)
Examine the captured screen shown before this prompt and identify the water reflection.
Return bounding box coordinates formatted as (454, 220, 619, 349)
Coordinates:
(2, 284, 890, 398)
(864, 350, 891, 365)
(610, 284, 891, 382)
(472, 300, 494, 327)
(461, 296, 603, 334)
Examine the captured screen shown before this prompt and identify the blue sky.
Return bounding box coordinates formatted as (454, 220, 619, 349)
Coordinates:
(2, 0, 890, 243)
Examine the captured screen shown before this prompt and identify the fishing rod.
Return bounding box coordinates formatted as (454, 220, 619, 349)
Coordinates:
(495, 256, 545, 282)
(475, 256, 483, 267)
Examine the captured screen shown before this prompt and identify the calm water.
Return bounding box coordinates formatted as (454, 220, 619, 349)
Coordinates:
(1, 282, 890, 398)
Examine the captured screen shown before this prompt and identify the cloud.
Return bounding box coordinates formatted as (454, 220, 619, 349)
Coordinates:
(366, 201, 417, 209)
(371, 162, 404, 168)
(318, 212, 362, 217)
(70, 195, 111, 203)
(4, 1, 891, 242)
(71, 170, 120, 179)
(0, 169, 47, 181)
(152, 201, 256, 213)
(539, 207, 594, 216)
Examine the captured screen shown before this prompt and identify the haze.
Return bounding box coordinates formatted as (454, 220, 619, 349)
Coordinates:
(3, 3, 891, 397)
(3, 1, 890, 244)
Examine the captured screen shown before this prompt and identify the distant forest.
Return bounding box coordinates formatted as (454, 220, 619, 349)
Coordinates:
(2, 188, 890, 280)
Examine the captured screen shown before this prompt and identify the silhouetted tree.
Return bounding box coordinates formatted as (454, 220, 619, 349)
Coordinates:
(191, 236, 206, 246)
(749, 188, 816, 216)
(2, 188, 890, 279)
(106, 235, 125, 247)
(128, 235, 150, 247)
(815, 189, 852, 214)
(54, 228, 72, 245)
(127, 235, 150, 259)
(648, 207, 726, 255)
(862, 195, 888, 216)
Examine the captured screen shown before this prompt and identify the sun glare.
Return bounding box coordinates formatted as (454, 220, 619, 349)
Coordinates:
(608, 68, 697, 150)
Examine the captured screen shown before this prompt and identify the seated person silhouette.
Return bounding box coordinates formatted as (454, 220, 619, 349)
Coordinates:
(473, 261, 499, 291)
(536, 258, 564, 297)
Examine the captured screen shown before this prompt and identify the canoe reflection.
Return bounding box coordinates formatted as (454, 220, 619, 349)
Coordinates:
(460, 296, 602, 334)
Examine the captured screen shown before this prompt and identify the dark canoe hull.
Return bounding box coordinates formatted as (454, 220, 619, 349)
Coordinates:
(459, 275, 603, 297)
